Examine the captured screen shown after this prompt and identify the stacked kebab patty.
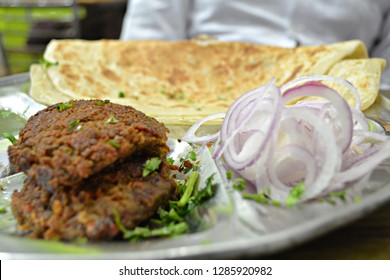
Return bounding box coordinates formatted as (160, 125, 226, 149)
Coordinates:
(8, 100, 177, 241)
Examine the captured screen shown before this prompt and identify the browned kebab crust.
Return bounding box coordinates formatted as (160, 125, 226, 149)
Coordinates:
(9, 99, 177, 241)
(7, 99, 169, 190)
(11, 157, 176, 241)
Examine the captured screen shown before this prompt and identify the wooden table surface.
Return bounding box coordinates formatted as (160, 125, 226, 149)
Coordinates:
(264, 202, 390, 260)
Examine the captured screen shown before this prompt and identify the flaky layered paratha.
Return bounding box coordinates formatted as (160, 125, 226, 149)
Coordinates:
(30, 39, 385, 124)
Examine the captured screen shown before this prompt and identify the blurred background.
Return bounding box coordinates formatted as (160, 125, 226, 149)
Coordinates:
(0, 0, 127, 76)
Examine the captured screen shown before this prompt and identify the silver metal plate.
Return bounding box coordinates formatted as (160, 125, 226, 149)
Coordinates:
(0, 74, 390, 260)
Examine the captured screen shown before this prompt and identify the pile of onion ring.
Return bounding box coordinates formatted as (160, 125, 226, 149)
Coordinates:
(182, 75, 390, 204)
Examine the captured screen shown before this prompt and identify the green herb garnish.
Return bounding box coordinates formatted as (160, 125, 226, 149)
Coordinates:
(226, 170, 233, 180)
(56, 102, 73, 112)
(232, 178, 247, 191)
(188, 151, 197, 161)
(178, 171, 199, 207)
(3, 132, 17, 144)
(106, 115, 119, 124)
(143, 157, 162, 177)
(243, 192, 269, 205)
(118, 91, 125, 98)
(113, 173, 217, 242)
(39, 58, 58, 68)
(286, 181, 305, 207)
(108, 140, 121, 148)
(167, 157, 175, 164)
(243, 188, 273, 205)
(113, 208, 189, 242)
(0, 207, 7, 214)
(97, 99, 110, 106)
(329, 190, 348, 201)
(68, 119, 80, 132)
(180, 151, 197, 162)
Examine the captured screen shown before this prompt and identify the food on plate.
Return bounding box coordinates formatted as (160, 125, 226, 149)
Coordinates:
(8, 99, 169, 190)
(8, 99, 178, 241)
(11, 155, 175, 241)
(183, 75, 390, 205)
(325, 58, 385, 110)
(29, 39, 385, 124)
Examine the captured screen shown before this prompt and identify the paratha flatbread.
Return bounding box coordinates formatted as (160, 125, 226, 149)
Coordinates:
(29, 39, 384, 124)
(326, 58, 386, 110)
(30, 64, 73, 105)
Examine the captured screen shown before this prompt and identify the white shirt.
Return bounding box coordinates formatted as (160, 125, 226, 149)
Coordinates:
(121, 0, 390, 89)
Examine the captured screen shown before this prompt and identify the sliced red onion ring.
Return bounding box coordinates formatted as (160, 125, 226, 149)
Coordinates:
(334, 140, 390, 184)
(281, 74, 361, 109)
(181, 112, 225, 144)
(267, 144, 317, 193)
(182, 74, 390, 204)
(282, 81, 353, 153)
(215, 81, 283, 171)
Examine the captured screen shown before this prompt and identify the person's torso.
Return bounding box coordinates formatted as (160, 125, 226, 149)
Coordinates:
(188, 0, 389, 49)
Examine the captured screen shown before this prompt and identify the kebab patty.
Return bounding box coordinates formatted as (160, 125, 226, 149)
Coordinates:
(11, 156, 176, 241)
(8, 99, 169, 190)
(9, 99, 177, 241)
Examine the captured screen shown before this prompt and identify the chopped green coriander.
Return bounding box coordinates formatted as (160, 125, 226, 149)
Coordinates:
(118, 91, 125, 98)
(243, 192, 269, 205)
(286, 181, 305, 207)
(112, 209, 128, 233)
(180, 151, 197, 162)
(329, 190, 348, 201)
(368, 120, 375, 132)
(160, 87, 166, 94)
(68, 119, 80, 132)
(243, 187, 275, 205)
(188, 151, 197, 161)
(158, 208, 183, 222)
(272, 200, 282, 207)
(178, 171, 199, 207)
(0, 207, 7, 214)
(108, 140, 121, 148)
(353, 196, 362, 203)
(324, 198, 336, 205)
(106, 115, 119, 124)
(39, 58, 58, 68)
(226, 170, 233, 180)
(113, 208, 189, 242)
(3, 132, 17, 144)
(167, 157, 175, 164)
(232, 178, 247, 191)
(56, 102, 73, 112)
(113, 173, 217, 242)
(143, 157, 162, 177)
(97, 99, 110, 106)
(177, 173, 217, 214)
